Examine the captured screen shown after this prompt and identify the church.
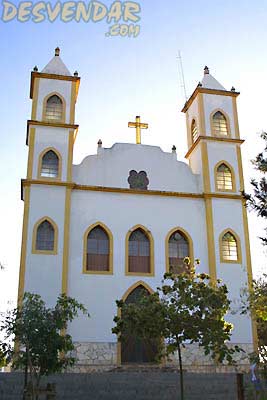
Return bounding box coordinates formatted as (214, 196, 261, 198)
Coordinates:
(18, 48, 256, 371)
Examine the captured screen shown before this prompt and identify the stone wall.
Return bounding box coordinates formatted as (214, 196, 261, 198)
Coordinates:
(70, 342, 253, 373)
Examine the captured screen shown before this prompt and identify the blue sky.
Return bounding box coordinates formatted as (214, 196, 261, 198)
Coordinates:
(0, 0, 267, 309)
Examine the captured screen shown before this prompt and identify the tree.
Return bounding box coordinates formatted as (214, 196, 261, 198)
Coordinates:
(242, 132, 267, 353)
(243, 131, 267, 245)
(241, 274, 267, 363)
(0, 292, 89, 399)
(113, 266, 241, 400)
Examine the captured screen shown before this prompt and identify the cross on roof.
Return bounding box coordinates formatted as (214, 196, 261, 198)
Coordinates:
(128, 116, 149, 144)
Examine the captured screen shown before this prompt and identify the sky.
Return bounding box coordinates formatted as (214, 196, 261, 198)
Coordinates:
(0, 0, 267, 311)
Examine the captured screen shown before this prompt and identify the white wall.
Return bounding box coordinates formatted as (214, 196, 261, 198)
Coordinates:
(212, 198, 252, 342)
(24, 185, 66, 307)
(67, 190, 216, 343)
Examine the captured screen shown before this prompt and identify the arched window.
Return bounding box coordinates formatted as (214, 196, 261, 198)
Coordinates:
(128, 228, 151, 274)
(216, 163, 233, 191)
(221, 231, 238, 262)
(86, 226, 110, 272)
(40, 150, 59, 178)
(191, 119, 198, 143)
(212, 111, 228, 136)
(168, 230, 190, 274)
(35, 220, 55, 252)
(45, 95, 63, 121)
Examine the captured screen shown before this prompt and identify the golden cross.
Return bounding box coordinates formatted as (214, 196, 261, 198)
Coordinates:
(128, 116, 149, 144)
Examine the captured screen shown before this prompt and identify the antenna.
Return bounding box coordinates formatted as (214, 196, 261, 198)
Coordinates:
(177, 51, 187, 102)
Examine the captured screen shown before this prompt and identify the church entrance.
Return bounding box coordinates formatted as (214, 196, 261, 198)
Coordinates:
(121, 284, 158, 364)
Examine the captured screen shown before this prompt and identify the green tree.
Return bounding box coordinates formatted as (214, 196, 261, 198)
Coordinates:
(113, 267, 242, 400)
(0, 292, 89, 399)
(241, 275, 267, 363)
(242, 131, 267, 353)
(243, 131, 267, 245)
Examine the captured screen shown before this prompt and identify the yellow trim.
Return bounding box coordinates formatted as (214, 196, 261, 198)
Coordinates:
(214, 160, 236, 193)
(205, 199, 217, 283)
(37, 147, 62, 181)
(117, 281, 154, 366)
(17, 186, 31, 306)
(241, 201, 258, 351)
(125, 225, 155, 277)
(82, 222, 113, 275)
(165, 227, 194, 273)
(62, 187, 72, 293)
(22, 179, 244, 200)
(42, 92, 66, 124)
(198, 93, 206, 136)
(70, 82, 76, 124)
(26, 128, 36, 179)
(181, 87, 239, 113)
(201, 142, 216, 282)
(31, 78, 40, 120)
(185, 136, 244, 159)
(201, 142, 211, 192)
(67, 131, 74, 182)
(232, 97, 240, 139)
(210, 109, 231, 138)
(219, 228, 242, 264)
(236, 145, 245, 192)
(122, 280, 154, 301)
(32, 216, 58, 255)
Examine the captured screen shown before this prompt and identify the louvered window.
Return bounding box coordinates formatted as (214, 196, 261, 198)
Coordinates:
(41, 150, 59, 178)
(216, 163, 233, 190)
(213, 111, 228, 136)
(36, 220, 55, 251)
(45, 95, 63, 121)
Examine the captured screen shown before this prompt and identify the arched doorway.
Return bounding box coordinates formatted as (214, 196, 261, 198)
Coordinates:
(121, 283, 158, 364)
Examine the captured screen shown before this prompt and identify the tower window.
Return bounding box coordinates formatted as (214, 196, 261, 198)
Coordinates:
(45, 95, 63, 121)
(86, 226, 110, 272)
(168, 230, 190, 274)
(221, 232, 238, 262)
(128, 228, 151, 274)
(36, 220, 55, 251)
(40, 150, 59, 178)
(212, 111, 228, 136)
(191, 119, 198, 143)
(216, 163, 233, 191)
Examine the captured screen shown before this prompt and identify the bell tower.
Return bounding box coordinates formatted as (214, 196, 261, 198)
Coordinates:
(181, 66, 257, 350)
(18, 48, 80, 307)
(182, 66, 242, 194)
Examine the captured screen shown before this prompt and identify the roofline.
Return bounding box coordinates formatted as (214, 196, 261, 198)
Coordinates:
(30, 71, 80, 99)
(181, 87, 240, 113)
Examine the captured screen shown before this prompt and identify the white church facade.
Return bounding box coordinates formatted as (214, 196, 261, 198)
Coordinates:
(18, 48, 256, 370)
